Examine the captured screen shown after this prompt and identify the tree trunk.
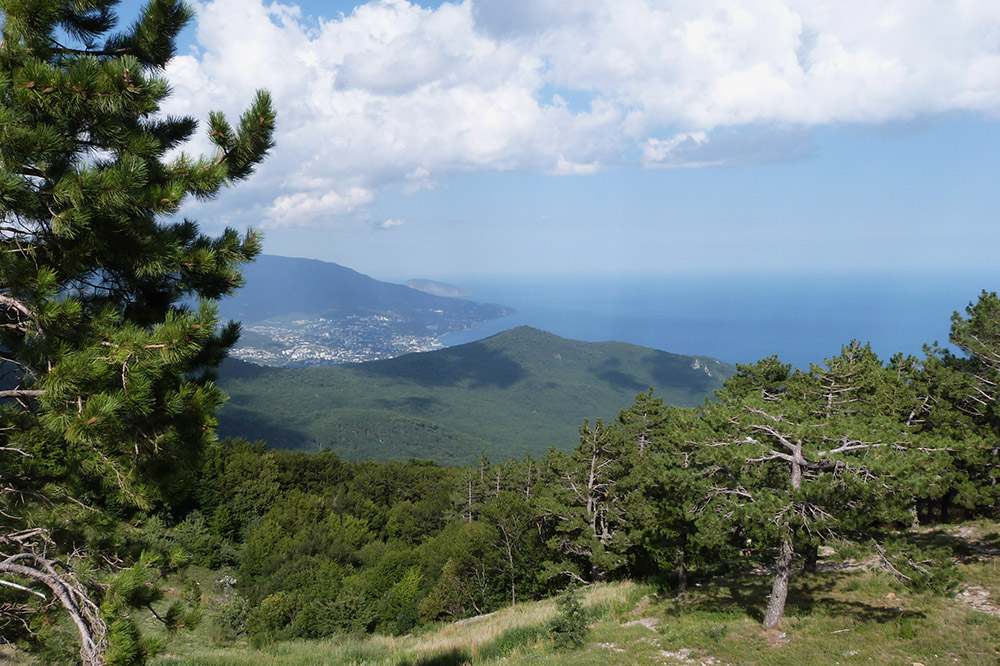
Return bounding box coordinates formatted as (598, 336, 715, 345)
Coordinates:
(503, 532, 516, 606)
(763, 537, 794, 629)
(938, 489, 954, 523)
(803, 544, 818, 573)
(676, 546, 687, 596)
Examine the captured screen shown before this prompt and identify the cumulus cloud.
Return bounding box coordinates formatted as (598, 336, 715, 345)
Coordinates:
(374, 218, 406, 230)
(266, 187, 375, 227)
(161, 0, 1000, 227)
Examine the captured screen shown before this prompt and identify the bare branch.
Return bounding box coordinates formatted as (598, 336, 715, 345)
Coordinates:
(0, 555, 107, 666)
(0, 294, 43, 337)
(0, 389, 44, 400)
(0, 577, 47, 599)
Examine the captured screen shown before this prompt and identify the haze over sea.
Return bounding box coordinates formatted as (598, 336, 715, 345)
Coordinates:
(435, 271, 1000, 371)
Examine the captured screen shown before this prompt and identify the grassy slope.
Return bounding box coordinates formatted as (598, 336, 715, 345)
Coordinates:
(6, 524, 998, 665)
(216, 326, 734, 464)
(144, 523, 1000, 665)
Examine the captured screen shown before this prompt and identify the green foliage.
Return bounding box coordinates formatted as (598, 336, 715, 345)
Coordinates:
(314, 580, 378, 636)
(210, 593, 250, 646)
(215, 327, 735, 464)
(171, 512, 227, 568)
(549, 586, 588, 650)
(479, 624, 547, 659)
(67, 291, 999, 657)
(917, 291, 1000, 518)
(876, 537, 961, 594)
(246, 592, 298, 648)
(537, 419, 632, 582)
(696, 342, 945, 626)
(0, 0, 274, 662)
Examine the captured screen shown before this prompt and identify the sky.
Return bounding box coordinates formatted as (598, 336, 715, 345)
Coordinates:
(117, 0, 1000, 282)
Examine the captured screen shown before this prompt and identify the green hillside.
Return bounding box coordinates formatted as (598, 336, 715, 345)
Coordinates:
(216, 326, 734, 464)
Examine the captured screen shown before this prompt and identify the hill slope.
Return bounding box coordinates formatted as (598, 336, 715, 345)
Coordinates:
(216, 326, 734, 464)
(220, 254, 505, 324)
(218, 255, 511, 366)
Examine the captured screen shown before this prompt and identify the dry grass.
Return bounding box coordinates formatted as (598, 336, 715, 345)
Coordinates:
(0, 644, 34, 665)
(10, 524, 1000, 665)
(405, 581, 646, 660)
(409, 596, 558, 659)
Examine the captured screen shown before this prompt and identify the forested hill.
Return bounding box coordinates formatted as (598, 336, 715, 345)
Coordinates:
(216, 326, 734, 464)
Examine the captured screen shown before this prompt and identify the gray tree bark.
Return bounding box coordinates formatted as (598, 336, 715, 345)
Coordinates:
(763, 537, 794, 629)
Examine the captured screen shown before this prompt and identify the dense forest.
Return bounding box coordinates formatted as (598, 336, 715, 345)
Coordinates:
(151, 291, 999, 649)
(1, 0, 998, 664)
(214, 325, 733, 464)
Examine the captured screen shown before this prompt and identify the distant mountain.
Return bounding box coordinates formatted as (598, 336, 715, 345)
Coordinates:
(404, 279, 473, 299)
(216, 326, 734, 465)
(217, 255, 512, 366)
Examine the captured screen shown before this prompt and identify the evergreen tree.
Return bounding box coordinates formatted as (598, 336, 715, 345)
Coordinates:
(700, 345, 930, 628)
(925, 291, 1000, 517)
(615, 392, 718, 594)
(0, 0, 274, 663)
(548, 584, 587, 650)
(537, 419, 632, 583)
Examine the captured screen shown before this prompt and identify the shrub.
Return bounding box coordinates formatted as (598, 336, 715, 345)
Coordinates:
(246, 592, 298, 647)
(549, 586, 588, 650)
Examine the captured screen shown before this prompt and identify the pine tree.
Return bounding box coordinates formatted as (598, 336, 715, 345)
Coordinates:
(700, 345, 930, 628)
(615, 392, 718, 595)
(0, 1, 274, 663)
(537, 419, 631, 583)
(927, 291, 1000, 517)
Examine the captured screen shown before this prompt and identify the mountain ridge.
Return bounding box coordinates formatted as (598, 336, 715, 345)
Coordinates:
(404, 278, 473, 298)
(218, 254, 512, 366)
(221, 254, 505, 323)
(216, 325, 733, 464)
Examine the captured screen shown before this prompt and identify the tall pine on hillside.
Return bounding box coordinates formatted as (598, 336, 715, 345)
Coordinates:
(932, 291, 1000, 515)
(0, 0, 274, 663)
(700, 346, 934, 628)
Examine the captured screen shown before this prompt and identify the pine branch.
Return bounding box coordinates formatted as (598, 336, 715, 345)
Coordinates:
(0, 390, 45, 399)
(0, 577, 47, 599)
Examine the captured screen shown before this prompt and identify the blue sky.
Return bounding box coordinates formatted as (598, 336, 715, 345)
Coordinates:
(117, 0, 1000, 282)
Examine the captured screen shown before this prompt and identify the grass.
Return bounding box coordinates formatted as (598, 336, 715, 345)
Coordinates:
(653, 567, 1000, 666)
(0, 645, 34, 665)
(8, 524, 1000, 665)
(148, 562, 1000, 665)
(148, 531, 1000, 666)
(151, 583, 653, 666)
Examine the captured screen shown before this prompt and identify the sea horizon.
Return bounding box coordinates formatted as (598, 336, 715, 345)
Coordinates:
(429, 270, 1000, 370)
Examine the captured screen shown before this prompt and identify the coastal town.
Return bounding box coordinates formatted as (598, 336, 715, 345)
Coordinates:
(230, 313, 449, 366)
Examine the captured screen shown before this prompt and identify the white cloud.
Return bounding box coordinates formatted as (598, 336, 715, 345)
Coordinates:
(374, 218, 406, 230)
(643, 132, 711, 167)
(161, 0, 1000, 227)
(266, 187, 375, 227)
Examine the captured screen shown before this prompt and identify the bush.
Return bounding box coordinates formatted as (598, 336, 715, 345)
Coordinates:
(211, 595, 251, 645)
(246, 592, 298, 647)
(549, 586, 588, 650)
(318, 585, 378, 636)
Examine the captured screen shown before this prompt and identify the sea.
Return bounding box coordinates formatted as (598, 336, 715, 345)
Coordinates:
(436, 271, 1000, 370)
